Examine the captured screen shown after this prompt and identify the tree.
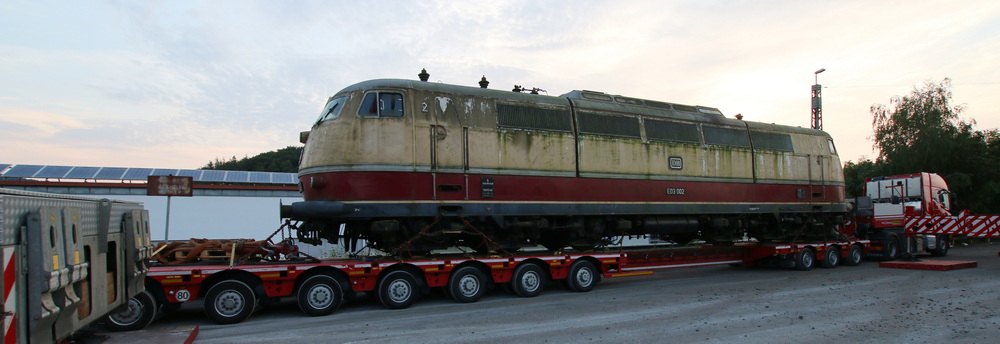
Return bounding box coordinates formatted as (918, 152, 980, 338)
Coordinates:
(870, 78, 967, 173)
(201, 146, 303, 173)
(842, 158, 882, 198)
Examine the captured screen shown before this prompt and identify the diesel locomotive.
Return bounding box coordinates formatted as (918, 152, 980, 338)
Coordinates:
(282, 73, 848, 255)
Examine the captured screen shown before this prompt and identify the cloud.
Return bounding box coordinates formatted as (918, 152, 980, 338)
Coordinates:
(2, 0, 1000, 169)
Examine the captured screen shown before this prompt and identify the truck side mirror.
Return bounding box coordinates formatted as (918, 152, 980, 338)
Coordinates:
(937, 190, 954, 211)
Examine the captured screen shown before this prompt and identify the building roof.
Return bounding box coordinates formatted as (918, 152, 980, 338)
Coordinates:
(0, 164, 297, 185)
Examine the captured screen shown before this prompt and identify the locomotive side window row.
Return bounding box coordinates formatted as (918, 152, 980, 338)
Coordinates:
(749, 131, 794, 152)
(497, 104, 573, 132)
(358, 92, 404, 118)
(494, 103, 799, 153)
(577, 112, 641, 139)
(645, 119, 700, 144)
(703, 126, 751, 148)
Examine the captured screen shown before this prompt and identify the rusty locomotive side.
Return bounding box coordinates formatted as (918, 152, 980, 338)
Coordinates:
(283, 78, 847, 254)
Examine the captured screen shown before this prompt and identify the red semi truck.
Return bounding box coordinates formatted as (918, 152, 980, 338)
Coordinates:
(848, 172, 955, 260)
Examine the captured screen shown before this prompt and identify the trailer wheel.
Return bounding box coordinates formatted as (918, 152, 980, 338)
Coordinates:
(204, 280, 256, 324)
(843, 244, 863, 266)
(795, 248, 815, 271)
(103, 290, 157, 332)
(377, 270, 420, 309)
(820, 246, 840, 268)
(297, 275, 345, 316)
(160, 302, 181, 316)
(930, 236, 949, 257)
(566, 260, 599, 292)
(510, 262, 547, 297)
(448, 266, 487, 303)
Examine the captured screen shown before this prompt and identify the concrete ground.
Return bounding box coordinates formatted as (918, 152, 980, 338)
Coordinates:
(101, 243, 1000, 343)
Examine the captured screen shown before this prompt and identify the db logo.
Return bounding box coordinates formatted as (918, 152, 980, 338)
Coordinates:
(668, 157, 683, 170)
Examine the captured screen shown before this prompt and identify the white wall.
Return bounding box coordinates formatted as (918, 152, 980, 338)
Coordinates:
(94, 194, 303, 241)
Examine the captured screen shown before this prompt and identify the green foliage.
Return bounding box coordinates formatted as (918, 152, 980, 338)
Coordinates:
(870, 78, 968, 172)
(842, 158, 882, 198)
(202, 146, 303, 173)
(844, 78, 1000, 213)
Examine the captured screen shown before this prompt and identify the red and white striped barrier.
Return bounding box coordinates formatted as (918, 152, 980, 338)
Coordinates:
(4, 246, 16, 344)
(905, 210, 1000, 238)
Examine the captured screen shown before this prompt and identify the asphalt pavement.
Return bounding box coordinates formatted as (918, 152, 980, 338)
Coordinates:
(101, 242, 1000, 343)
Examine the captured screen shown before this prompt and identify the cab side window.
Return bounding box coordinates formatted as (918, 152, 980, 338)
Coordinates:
(358, 92, 404, 118)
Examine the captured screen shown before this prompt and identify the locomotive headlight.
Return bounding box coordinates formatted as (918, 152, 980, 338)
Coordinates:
(310, 176, 328, 190)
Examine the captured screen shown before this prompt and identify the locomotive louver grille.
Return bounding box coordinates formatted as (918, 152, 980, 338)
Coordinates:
(577, 112, 641, 138)
(497, 104, 573, 132)
(645, 119, 700, 144)
(703, 126, 751, 148)
(750, 131, 794, 151)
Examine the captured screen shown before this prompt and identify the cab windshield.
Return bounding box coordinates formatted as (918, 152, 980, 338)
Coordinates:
(315, 96, 347, 126)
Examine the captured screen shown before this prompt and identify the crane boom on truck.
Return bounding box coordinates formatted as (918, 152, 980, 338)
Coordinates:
(0, 188, 154, 344)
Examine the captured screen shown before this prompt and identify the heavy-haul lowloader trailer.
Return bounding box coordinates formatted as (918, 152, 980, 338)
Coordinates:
(138, 236, 869, 326)
(0, 188, 154, 344)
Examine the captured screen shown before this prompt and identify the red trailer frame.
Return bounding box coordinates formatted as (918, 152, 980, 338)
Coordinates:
(142, 238, 870, 325)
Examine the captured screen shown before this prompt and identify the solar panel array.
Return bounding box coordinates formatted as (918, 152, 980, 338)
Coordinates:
(0, 164, 298, 185)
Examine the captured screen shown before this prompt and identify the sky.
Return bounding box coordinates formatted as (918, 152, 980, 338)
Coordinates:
(2, 0, 1000, 170)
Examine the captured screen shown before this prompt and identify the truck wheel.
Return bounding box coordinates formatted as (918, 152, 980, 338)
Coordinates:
(297, 275, 344, 316)
(104, 290, 157, 332)
(377, 270, 420, 309)
(795, 248, 815, 271)
(820, 246, 840, 268)
(448, 266, 488, 303)
(843, 244, 863, 266)
(510, 262, 547, 297)
(883, 236, 900, 261)
(204, 280, 256, 324)
(930, 237, 950, 257)
(566, 260, 599, 292)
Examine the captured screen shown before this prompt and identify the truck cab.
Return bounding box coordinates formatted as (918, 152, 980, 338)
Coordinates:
(852, 172, 952, 259)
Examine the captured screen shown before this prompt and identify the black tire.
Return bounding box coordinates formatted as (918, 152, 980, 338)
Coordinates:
(377, 270, 420, 309)
(820, 246, 840, 268)
(157, 301, 182, 320)
(566, 260, 599, 292)
(883, 236, 900, 261)
(204, 280, 256, 324)
(448, 266, 488, 303)
(104, 290, 157, 332)
(297, 275, 345, 316)
(930, 236, 949, 257)
(843, 244, 863, 266)
(510, 262, 547, 298)
(795, 247, 815, 271)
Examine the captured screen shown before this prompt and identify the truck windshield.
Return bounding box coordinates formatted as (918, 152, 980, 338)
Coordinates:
(315, 96, 347, 125)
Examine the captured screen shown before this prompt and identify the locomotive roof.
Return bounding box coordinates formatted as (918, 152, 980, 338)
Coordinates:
(335, 79, 831, 137)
